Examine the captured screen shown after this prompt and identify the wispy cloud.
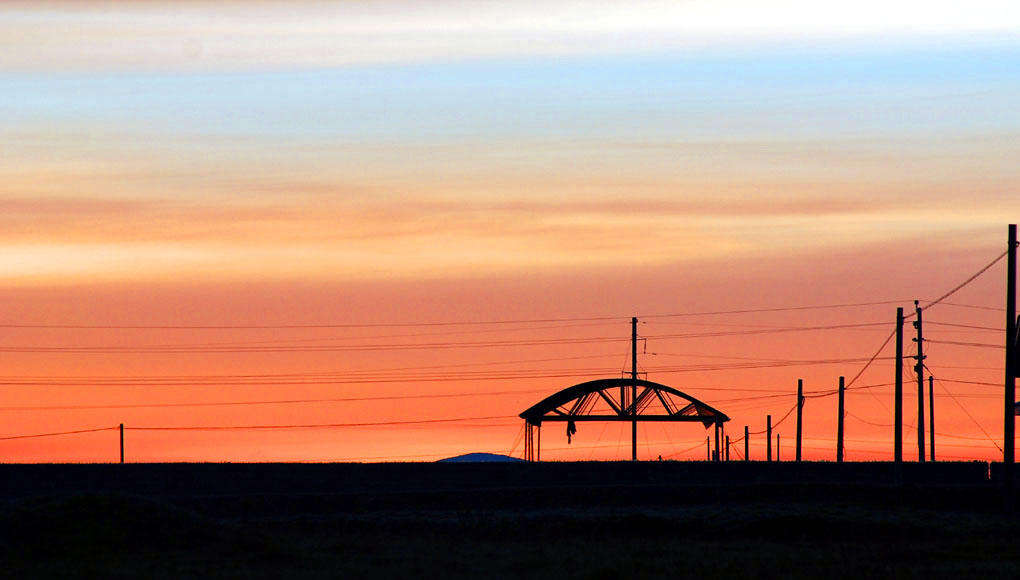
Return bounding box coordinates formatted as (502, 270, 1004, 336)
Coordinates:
(2, 0, 1018, 72)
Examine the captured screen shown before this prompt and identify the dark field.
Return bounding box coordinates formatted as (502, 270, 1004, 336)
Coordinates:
(1, 462, 1017, 579)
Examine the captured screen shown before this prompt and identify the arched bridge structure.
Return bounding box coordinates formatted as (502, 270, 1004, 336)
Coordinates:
(519, 378, 730, 461)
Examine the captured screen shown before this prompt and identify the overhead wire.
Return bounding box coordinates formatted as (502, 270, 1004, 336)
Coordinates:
(0, 426, 118, 441)
(924, 365, 1003, 454)
(0, 299, 915, 330)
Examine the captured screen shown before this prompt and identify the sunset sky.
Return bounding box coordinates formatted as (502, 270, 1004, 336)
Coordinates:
(1, 0, 1018, 463)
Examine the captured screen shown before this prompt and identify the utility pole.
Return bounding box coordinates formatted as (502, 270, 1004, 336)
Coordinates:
(929, 376, 935, 462)
(776, 434, 781, 461)
(837, 376, 845, 463)
(744, 426, 749, 461)
(726, 435, 730, 461)
(714, 423, 721, 462)
(631, 316, 638, 462)
(766, 415, 773, 461)
(1005, 223, 1017, 511)
(119, 423, 124, 464)
(895, 307, 904, 463)
(914, 300, 926, 462)
(706, 436, 710, 461)
(796, 379, 804, 462)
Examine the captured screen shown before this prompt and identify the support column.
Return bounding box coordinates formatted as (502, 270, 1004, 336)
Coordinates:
(1005, 223, 1017, 509)
(714, 423, 721, 462)
(895, 307, 904, 463)
(744, 426, 749, 461)
(631, 317, 638, 461)
(837, 376, 845, 463)
(767, 415, 773, 462)
(914, 300, 926, 462)
(796, 379, 804, 462)
(929, 376, 935, 462)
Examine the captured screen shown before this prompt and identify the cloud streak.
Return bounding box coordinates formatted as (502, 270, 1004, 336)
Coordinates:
(2, 0, 1018, 72)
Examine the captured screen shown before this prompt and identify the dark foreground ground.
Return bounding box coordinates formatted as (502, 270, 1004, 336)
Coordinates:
(1, 462, 1017, 579)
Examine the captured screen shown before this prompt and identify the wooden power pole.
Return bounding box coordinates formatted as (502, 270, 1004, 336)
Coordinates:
(796, 379, 804, 462)
(1005, 223, 1017, 510)
(837, 376, 845, 463)
(895, 307, 904, 463)
(914, 300, 926, 462)
(766, 415, 772, 461)
(631, 316, 638, 461)
(744, 426, 749, 461)
(929, 375, 935, 462)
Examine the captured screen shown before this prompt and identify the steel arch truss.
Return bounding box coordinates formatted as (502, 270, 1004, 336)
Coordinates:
(519, 378, 730, 461)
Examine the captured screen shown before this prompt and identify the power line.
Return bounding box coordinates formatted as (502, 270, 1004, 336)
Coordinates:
(926, 321, 1003, 331)
(844, 327, 897, 389)
(925, 339, 1004, 349)
(0, 322, 893, 355)
(920, 249, 1009, 312)
(924, 366, 1003, 454)
(641, 300, 910, 319)
(936, 301, 1006, 312)
(0, 316, 628, 330)
(0, 300, 913, 331)
(0, 426, 117, 441)
(125, 415, 518, 431)
(0, 389, 554, 412)
(0, 354, 623, 382)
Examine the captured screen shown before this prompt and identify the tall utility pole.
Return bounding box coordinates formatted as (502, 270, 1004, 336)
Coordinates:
(837, 376, 845, 463)
(1005, 223, 1017, 509)
(796, 379, 804, 462)
(714, 423, 721, 462)
(119, 423, 124, 464)
(744, 426, 749, 461)
(631, 317, 638, 461)
(914, 300, 926, 462)
(895, 307, 904, 463)
(766, 415, 773, 461)
(929, 376, 935, 462)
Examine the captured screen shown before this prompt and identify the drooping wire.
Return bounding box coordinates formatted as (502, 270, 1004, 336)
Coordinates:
(0, 426, 117, 441)
(924, 365, 1003, 454)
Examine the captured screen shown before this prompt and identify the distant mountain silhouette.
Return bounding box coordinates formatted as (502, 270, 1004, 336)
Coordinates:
(437, 453, 524, 463)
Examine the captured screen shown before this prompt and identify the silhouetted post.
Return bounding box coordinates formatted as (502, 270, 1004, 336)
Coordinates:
(895, 307, 904, 463)
(714, 422, 721, 462)
(928, 376, 935, 462)
(706, 436, 710, 461)
(537, 424, 541, 462)
(767, 415, 773, 461)
(1005, 223, 1017, 510)
(796, 379, 804, 462)
(914, 300, 926, 462)
(837, 376, 845, 463)
(631, 316, 638, 461)
(725, 435, 730, 461)
(776, 434, 781, 461)
(119, 423, 124, 464)
(744, 426, 749, 461)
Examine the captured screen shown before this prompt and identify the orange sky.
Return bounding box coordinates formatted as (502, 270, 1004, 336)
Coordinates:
(0, 237, 1013, 463)
(1, 1, 1017, 462)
